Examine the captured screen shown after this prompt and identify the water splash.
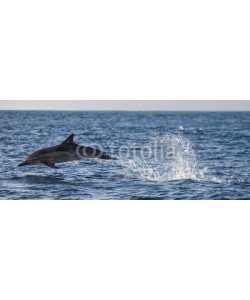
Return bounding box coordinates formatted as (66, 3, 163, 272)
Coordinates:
(118, 134, 219, 182)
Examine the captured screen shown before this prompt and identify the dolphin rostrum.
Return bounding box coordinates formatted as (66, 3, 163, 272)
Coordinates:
(18, 134, 117, 169)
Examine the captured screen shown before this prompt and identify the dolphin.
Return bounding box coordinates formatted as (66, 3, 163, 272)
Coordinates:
(18, 134, 117, 169)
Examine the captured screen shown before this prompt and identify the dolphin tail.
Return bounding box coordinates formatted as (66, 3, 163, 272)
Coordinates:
(100, 153, 118, 160)
(110, 156, 118, 160)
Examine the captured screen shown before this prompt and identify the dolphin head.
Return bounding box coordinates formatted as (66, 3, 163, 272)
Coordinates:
(18, 160, 31, 167)
(18, 148, 43, 167)
(18, 156, 36, 167)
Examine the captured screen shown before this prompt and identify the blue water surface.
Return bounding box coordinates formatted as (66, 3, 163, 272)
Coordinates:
(0, 111, 249, 199)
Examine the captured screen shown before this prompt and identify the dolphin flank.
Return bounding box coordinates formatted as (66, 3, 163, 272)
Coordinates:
(18, 134, 117, 169)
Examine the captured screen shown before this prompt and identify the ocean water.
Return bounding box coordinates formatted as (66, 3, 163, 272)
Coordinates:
(0, 110, 249, 200)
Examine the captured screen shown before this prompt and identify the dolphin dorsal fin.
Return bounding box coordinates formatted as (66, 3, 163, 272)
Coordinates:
(62, 134, 75, 144)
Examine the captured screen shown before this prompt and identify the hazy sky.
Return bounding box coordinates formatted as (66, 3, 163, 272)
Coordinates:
(0, 100, 249, 111)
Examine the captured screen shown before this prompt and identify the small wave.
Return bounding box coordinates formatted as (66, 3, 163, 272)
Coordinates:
(178, 126, 203, 133)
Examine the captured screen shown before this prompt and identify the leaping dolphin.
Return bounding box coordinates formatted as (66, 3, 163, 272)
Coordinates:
(18, 134, 117, 169)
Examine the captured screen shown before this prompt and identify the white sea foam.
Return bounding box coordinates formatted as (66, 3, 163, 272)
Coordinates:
(118, 134, 221, 182)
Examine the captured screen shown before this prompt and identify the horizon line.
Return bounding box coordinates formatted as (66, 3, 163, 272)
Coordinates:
(0, 109, 249, 112)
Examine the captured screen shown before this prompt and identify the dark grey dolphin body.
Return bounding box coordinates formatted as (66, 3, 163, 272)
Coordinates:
(18, 134, 117, 169)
